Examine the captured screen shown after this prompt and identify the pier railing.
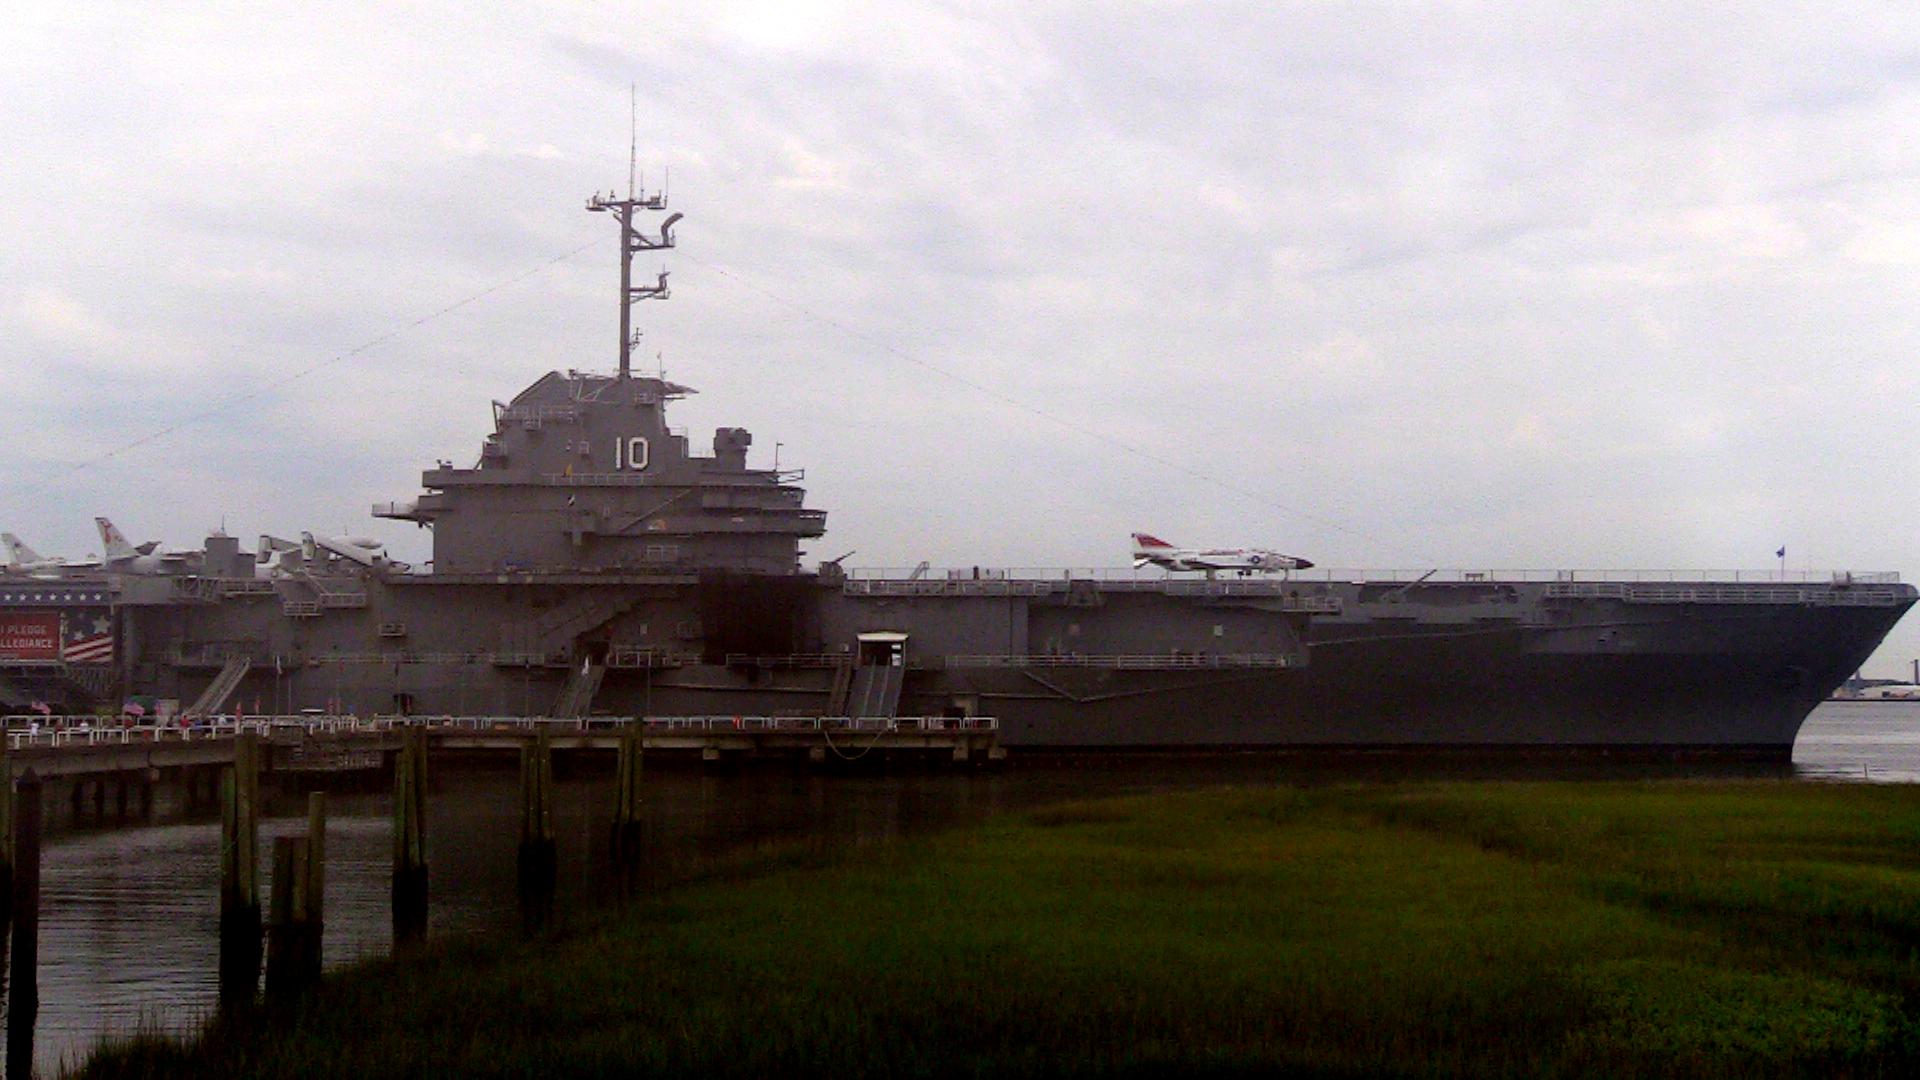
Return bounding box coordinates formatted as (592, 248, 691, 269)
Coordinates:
(1, 713, 997, 751)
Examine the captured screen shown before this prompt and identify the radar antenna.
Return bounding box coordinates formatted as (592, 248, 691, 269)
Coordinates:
(587, 98, 679, 380)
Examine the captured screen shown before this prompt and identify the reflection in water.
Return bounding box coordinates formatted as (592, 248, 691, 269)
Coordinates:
(0, 701, 1914, 1072)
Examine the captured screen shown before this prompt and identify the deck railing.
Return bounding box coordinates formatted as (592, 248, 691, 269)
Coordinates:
(1544, 581, 1912, 606)
(844, 566, 1903, 586)
(944, 654, 1297, 669)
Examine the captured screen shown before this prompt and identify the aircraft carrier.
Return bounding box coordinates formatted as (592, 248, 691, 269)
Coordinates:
(2, 189, 1912, 757)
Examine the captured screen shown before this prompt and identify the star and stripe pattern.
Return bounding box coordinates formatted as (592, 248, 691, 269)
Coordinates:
(63, 611, 113, 664)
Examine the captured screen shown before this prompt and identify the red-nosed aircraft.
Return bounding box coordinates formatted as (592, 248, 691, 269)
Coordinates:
(1130, 533, 1313, 577)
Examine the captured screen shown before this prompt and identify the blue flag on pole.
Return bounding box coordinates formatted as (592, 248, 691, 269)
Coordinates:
(1776, 546, 1786, 559)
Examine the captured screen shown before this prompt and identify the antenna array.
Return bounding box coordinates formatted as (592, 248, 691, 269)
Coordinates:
(587, 103, 681, 380)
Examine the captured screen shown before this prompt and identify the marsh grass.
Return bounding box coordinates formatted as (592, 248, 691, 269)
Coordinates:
(77, 782, 1920, 1078)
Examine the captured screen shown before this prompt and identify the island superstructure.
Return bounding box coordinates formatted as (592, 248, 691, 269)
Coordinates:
(2, 188, 1911, 756)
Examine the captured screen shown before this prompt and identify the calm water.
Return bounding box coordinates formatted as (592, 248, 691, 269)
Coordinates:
(1789, 700, 1920, 781)
(2, 701, 1916, 1074)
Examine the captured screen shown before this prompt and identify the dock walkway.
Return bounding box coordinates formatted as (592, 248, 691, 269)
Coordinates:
(0, 714, 1001, 777)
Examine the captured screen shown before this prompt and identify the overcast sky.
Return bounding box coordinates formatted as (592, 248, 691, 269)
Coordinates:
(7, 3, 1920, 674)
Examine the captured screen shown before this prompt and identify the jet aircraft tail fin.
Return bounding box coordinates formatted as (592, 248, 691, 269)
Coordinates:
(96, 517, 137, 561)
(2, 533, 40, 566)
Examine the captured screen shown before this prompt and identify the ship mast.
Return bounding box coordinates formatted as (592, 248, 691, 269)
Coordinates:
(587, 173, 681, 380)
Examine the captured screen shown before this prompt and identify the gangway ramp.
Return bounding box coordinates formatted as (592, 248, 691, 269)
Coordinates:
(826, 657, 855, 715)
(847, 664, 904, 719)
(848, 631, 909, 719)
(186, 655, 252, 718)
(550, 659, 607, 718)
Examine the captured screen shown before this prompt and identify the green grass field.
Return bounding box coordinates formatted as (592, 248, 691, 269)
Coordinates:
(78, 781, 1920, 1077)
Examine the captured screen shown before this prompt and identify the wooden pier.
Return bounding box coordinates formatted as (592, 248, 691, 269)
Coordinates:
(0, 714, 1003, 778)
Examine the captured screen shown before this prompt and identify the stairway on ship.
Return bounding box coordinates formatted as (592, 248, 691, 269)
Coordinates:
(550, 658, 607, 718)
(186, 655, 252, 718)
(504, 593, 643, 656)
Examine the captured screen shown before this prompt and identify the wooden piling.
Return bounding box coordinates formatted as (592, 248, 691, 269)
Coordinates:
(219, 733, 262, 1006)
(265, 836, 320, 999)
(0, 732, 13, 929)
(611, 723, 644, 865)
(519, 727, 555, 854)
(518, 727, 556, 933)
(265, 792, 327, 999)
(8, 769, 43, 1080)
(307, 791, 326, 925)
(392, 726, 428, 946)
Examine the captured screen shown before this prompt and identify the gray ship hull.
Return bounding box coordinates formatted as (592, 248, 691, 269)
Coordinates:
(64, 571, 1906, 758)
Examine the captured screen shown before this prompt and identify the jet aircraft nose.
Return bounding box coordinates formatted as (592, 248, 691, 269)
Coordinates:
(1295, 558, 1315, 570)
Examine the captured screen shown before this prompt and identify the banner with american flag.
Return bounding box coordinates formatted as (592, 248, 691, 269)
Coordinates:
(63, 611, 113, 664)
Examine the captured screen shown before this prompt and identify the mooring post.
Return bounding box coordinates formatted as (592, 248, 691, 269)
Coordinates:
(307, 791, 326, 933)
(392, 726, 428, 947)
(8, 769, 43, 1080)
(611, 723, 643, 865)
(519, 726, 556, 861)
(219, 733, 262, 1007)
(265, 836, 319, 999)
(264, 792, 327, 997)
(518, 726, 557, 933)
